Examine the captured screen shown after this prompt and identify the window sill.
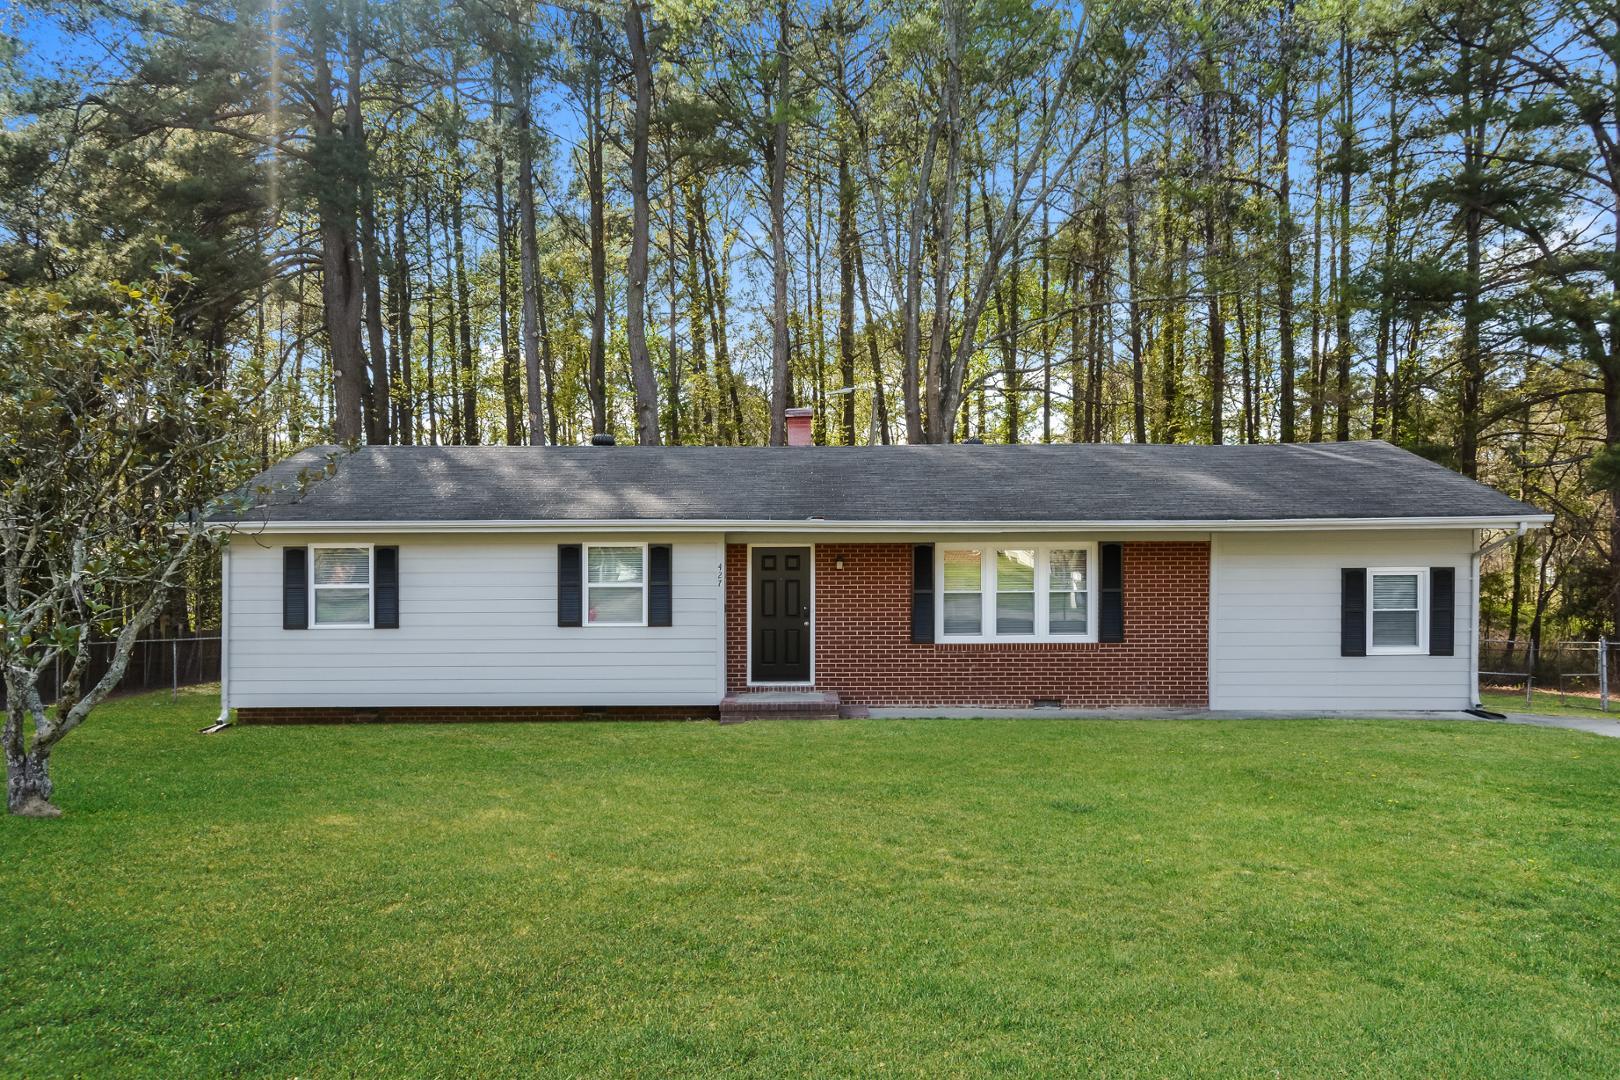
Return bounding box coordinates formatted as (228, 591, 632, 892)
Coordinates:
(936, 635, 1099, 646)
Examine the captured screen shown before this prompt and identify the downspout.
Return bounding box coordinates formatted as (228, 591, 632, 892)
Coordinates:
(204, 541, 232, 733)
(1470, 521, 1528, 707)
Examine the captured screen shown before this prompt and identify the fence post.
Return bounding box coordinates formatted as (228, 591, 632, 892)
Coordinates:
(172, 639, 179, 700)
(1599, 637, 1610, 713)
(1525, 640, 1536, 707)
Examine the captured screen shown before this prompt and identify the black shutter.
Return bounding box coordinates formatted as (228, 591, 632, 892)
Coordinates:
(1430, 566, 1456, 656)
(558, 544, 583, 627)
(1099, 542, 1124, 642)
(374, 546, 399, 628)
(282, 547, 308, 630)
(911, 544, 935, 643)
(1341, 568, 1367, 656)
(649, 544, 673, 626)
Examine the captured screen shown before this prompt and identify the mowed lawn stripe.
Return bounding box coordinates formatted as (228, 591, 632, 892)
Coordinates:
(3, 687, 1617, 1077)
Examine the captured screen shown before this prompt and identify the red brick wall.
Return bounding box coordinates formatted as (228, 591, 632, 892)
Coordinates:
(726, 541, 1209, 708)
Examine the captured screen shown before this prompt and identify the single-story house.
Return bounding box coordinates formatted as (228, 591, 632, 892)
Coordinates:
(215, 418, 1549, 722)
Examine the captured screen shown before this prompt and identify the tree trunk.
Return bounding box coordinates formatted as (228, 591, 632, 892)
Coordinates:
(624, 0, 662, 445)
(1308, 82, 1326, 443)
(1120, 87, 1148, 444)
(348, 11, 389, 445)
(392, 203, 413, 444)
(1457, 37, 1485, 477)
(423, 192, 439, 445)
(1276, 0, 1298, 443)
(4, 743, 57, 818)
(766, 0, 792, 445)
(682, 182, 713, 440)
(310, 12, 368, 444)
(585, 13, 609, 436)
(449, 71, 478, 445)
(513, 55, 546, 445)
(1373, 49, 1399, 440)
(693, 184, 743, 441)
(837, 146, 858, 445)
(441, 202, 461, 442)
(1202, 56, 1225, 445)
(1334, 25, 1354, 442)
(493, 76, 521, 445)
(665, 141, 683, 445)
(854, 234, 891, 443)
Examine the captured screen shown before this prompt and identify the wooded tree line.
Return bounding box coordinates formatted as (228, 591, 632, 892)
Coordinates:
(2, 0, 1616, 648)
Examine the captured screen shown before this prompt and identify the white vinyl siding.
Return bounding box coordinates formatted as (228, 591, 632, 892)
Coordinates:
(1210, 530, 1471, 711)
(226, 533, 725, 707)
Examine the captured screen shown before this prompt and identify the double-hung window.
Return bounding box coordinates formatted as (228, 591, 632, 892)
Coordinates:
(1368, 568, 1426, 654)
(311, 544, 373, 628)
(938, 542, 1096, 642)
(585, 544, 647, 626)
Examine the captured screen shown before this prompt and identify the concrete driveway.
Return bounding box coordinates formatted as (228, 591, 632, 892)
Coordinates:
(1485, 711, 1620, 738)
(864, 705, 1620, 737)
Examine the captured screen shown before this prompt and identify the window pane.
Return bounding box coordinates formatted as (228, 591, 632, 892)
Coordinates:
(1372, 609, 1419, 648)
(1049, 548, 1088, 591)
(1048, 548, 1088, 634)
(943, 548, 982, 591)
(314, 587, 370, 625)
(588, 586, 643, 624)
(996, 592, 1035, 634)
(995, 549, 1035, 591)
(942, 593, 981, 635)
(1372, 574, 1418, 610)
(1049, 591, 1088, 634)
(588, 546, 644, 584)
(313, 547, 370, 586)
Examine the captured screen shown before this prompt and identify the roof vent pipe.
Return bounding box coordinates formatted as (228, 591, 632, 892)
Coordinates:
(785, 407, 814, 447)
(590, 433, 616, 446)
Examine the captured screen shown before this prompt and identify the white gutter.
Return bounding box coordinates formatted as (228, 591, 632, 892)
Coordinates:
(216, 513, 1554, 536)
(1470, 522, 1531, 708)
(209, 542, 231, 730)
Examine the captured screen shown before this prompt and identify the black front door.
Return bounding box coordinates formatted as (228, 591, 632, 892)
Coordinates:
(752, 547, 811, 683)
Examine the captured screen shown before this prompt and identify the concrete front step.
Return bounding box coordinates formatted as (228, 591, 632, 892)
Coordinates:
(719, 690, 842, 723)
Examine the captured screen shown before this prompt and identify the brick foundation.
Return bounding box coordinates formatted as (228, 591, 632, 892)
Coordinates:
(726, 541, 1209, 708)
(235, 705, 717, 724)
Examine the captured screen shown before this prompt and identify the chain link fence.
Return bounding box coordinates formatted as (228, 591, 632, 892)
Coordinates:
(1480, 637, 1613, 712)
(3, 634, 221, 707)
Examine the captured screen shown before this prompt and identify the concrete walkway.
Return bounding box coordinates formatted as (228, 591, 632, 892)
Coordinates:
(1485, 711, 1620, 739)
(863, 705, 1620, 738)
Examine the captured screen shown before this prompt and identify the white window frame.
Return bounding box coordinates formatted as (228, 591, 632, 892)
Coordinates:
(583, 542, 649, 628)
(935, 541, 1099, 644)
(1367, 566, 1428, 655)
(309, 543, 374, 629)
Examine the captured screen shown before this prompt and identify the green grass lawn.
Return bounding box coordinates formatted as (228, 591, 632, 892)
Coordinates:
(1481, 687, 1620, 720)
(4, 689, 1619, 1077)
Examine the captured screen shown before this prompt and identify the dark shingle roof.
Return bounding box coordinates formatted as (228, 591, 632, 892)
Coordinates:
(222, 441, 1544, 526)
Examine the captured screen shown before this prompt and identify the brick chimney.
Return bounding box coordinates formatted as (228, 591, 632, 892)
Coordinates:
(785, 407, 814, 447)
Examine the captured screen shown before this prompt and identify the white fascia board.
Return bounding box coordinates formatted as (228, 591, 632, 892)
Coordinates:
(214, 514, 1553, 535)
